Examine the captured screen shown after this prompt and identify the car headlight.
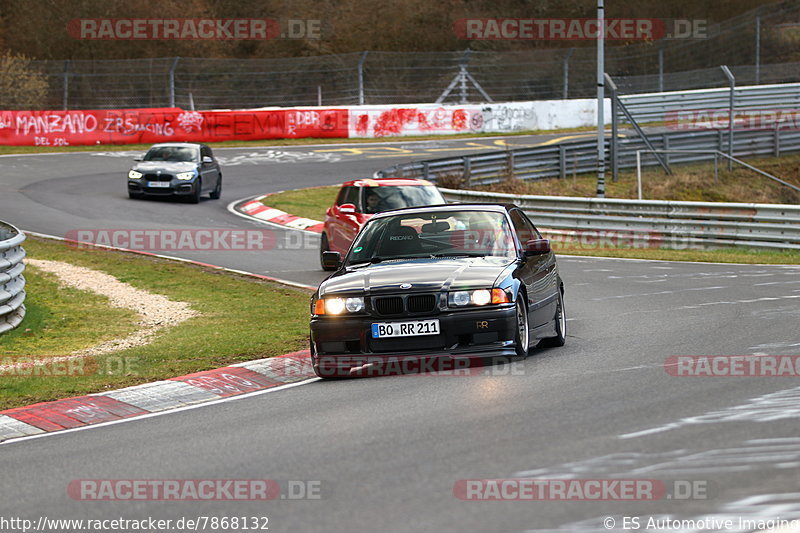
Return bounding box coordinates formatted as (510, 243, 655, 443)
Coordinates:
(176, 171, 196, 180)
(313, 297, 365, 315)
(448, 288, 510, 307)
(128, 170, 143, 180)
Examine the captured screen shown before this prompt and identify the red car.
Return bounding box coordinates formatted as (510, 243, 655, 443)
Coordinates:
(320, 178, 446, 270)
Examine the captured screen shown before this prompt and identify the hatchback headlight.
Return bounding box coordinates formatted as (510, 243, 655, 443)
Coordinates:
(176, 171, 196, 180)
(128, 170, 143, 180)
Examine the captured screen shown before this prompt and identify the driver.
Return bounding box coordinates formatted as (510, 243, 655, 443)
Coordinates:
(364, 190, 384, 214)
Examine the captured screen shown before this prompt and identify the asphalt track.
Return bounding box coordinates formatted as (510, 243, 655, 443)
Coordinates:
(1, 134, 800, 532)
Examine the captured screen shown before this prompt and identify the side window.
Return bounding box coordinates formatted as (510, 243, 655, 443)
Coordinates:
(335, 187, 348, 206)
(343, 187, 360, 210)
(202, 146, 213, 159)
(509, 209, 540, 246)
(336, 187, 360, 209)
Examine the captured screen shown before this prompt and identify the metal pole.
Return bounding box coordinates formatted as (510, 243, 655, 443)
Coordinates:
(658, 44, 664, 92)
(596, 0, 605, 198)
(460, 65, 467, 104)
(357, 51, 368, 105)
(62, 60, 70, 110)
(755, 11, 761, 85)
(318, 85, 322, 106)
(636, 150, 642, 200)
(605, 73, 619, 182)
(721, 65, 735, 170)
(562, 48, 573, 99)
(169, 57, 179, 108)
(713, 152, 718, 182)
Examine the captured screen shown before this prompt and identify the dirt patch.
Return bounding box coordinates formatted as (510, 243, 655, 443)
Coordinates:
(4, 259, 198, 369)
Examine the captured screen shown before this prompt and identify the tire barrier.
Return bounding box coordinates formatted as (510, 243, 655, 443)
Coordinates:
(0, 221, 26, 334)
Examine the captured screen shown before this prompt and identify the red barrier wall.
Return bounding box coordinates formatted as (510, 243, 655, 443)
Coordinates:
(0, 108, 349, 146)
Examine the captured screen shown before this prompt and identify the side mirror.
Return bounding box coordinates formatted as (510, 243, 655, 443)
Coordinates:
(339, 203, 356, 215)
(133, 157, 143, 162)
(202, 156, 214, 164)
(322, 251, 342, 270)
(524, 238, 551, 255)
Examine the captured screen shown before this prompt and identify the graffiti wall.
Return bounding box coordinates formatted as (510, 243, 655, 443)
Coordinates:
(348, 99, 609, 138)
(0, 108, 349, 146)
(0, 100, 608, 146)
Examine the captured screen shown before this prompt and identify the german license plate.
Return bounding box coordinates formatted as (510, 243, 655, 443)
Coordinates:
(371, 319, 440, 338)
(147, 181, 171, 188)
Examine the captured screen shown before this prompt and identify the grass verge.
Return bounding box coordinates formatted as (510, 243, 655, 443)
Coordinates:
(262, 186, 339, 221)
(0, 236, 311, 410)
(477, 153, 800, 204)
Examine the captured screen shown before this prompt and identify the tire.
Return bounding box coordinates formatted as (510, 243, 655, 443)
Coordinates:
(539, 288, 566, 348)
(320, 233, 336, 271)
(210, 174, 222, 199)
(188, 178, 202, 204)
(513, 295, 530, 358)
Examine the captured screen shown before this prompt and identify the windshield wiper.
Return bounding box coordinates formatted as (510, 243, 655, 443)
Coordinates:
(430, 252, 486, 258)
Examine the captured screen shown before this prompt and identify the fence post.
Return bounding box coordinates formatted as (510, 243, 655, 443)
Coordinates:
(562, 48, 573, 99)
(663, 134, 670, 167)
(358, 51, 368, 105)
(62, 60, 70, 110)
(559, 145, 567, 179)
(774, 122, 781, 157)
(658, 43, 664, 92)
(605, 73, 619, 182)
(463, 157, 472, 187)
(720, 65, 735, 170)
(755, 9, 761, 85)
(422, 161, 430, 180)
(169, 57, 180, 108)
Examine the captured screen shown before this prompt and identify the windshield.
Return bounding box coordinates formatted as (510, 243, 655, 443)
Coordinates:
(143, 146, 199, 162)
(361, 185, 445, 214)
(346, 210, 516, 265)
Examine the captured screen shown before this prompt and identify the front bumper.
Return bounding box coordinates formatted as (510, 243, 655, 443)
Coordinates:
(310, 304, 517, 376)
(128, 179, 197, 196)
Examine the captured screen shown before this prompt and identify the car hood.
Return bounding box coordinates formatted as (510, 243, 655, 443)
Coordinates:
(320, 256, 516, 296)
(132, 161, 198, 173)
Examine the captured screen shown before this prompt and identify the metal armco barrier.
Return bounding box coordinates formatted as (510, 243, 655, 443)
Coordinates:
(619, 83, 800, 124)
(0, 221, 26, 334)
(377, 127, 800, 186)
(437, 188, 800, 250)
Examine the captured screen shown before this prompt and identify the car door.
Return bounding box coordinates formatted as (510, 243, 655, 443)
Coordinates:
(330, 186, 361, 253)
(510, 208, 559, 328)
(199, 145, 218, 192)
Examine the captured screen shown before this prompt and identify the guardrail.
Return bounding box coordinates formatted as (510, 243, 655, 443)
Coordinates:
(437, 188, 800, 250)
(0, 221, 26, 334)
(377, 127, 800, 186)
(619, 83, 800, 124)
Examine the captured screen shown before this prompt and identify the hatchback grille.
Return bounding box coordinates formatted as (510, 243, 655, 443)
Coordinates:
(407, 294, 436, 313)
(374, 297, 404, 316)
(144, 173, 172, 181)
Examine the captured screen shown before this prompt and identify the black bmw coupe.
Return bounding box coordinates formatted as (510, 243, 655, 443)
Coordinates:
(310, 203, 566, 378)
